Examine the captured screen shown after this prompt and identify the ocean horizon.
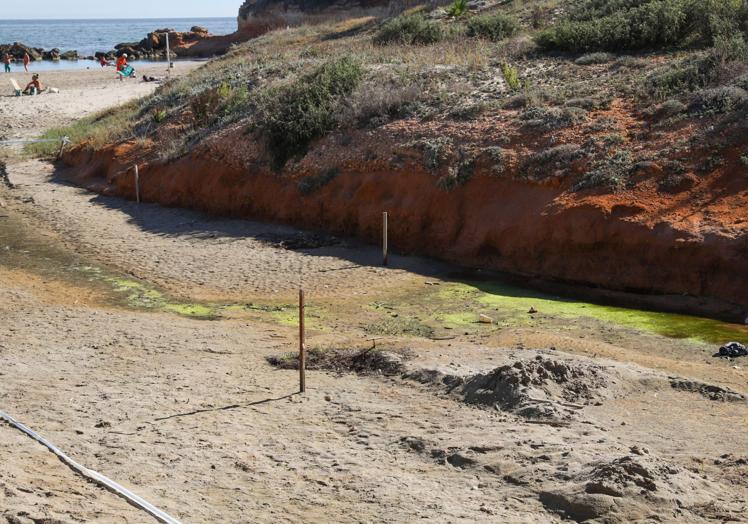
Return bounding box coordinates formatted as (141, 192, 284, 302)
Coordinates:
(0, 18, 236, 57)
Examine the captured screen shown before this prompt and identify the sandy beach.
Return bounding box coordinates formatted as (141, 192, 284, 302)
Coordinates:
(0, 64, 747, 523)
(1, 63, 202, 138)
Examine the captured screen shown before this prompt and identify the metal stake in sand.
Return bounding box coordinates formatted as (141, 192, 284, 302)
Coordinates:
(382, 211, 389, 266)
(134, 165, 140, 204)
(299, 289, 306, 393)
(56, 136, 69, 161)
(164, 32, 173, 74)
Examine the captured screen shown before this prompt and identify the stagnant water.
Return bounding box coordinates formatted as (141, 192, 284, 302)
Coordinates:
(1, 202, 747, 346)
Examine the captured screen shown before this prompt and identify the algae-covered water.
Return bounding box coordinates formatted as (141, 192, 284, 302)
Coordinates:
(1, 204, 745, 345)
(437, 281, 748, 346)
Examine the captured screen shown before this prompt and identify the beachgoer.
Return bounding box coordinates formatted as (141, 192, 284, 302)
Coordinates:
(3, 54, 11, 73)
(23, 52, 30, 72)
(23, 74, 44, 95)
(116, 53, 128, 82)
(99, 56, 112, 67)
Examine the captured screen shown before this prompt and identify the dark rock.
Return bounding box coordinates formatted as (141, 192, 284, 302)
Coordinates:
(0, 42, 43, 61)
(670, 378, 746, 402)
(59, 50, 78, 60)
(44, 48, 61, 60)
(446, 452, 478, 469)
(718, 341, 748, 358)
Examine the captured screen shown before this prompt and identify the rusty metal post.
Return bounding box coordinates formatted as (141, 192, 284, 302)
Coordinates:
(299, 288, 306, 393)
(382, 211, 389, 266)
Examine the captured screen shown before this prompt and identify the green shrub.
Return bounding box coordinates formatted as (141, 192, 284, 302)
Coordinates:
(741, 155, 748, 169)
(416, 137, 453, 171)
(465, 13, 520, 42)
(521, 144, 586, 180)
(191, 87, 223, 123)
(374, 15, 446, 46)
(644, 54, 719, 100)
(501, 63, 521, 91)
(650, 98, 687, 120)
(222, 85, 251, 117)
(536, 0, 748, 52)
(447, 0, 468, 18)
(574, 150, 634, 191)
(690, 86, 748, 114)
(733, 74, 748, 91)
(713, 32, 748, 62)
(520, 106, 588, 130)
(255, 56, 363, 168)
(438, 155, 475, 190)
(153, 109, 168, 123)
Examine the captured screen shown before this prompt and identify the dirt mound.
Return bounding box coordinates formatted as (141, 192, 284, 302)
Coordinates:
(540, 453, 728, 522)
(267, 347, 409, 376)
(406, 355, 614, 419)
(669, 379, 746, 402)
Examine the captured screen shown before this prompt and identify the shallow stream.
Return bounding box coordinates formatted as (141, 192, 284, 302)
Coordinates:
(1, 201, 746, 346)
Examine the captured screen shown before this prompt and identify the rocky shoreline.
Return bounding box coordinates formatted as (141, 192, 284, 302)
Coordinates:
(0, 26, 214, 62)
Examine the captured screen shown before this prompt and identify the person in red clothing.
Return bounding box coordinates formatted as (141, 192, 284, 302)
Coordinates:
(116, 53, 128, 81)
(23, 52, 30, 72)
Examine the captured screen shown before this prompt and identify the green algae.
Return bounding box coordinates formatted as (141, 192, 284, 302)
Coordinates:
(437, 281, 748, 345)
(106, 277, 219, 318)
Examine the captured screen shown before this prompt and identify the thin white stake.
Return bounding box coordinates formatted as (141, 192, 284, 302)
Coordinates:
(164, 32, 172, 75)
(134, 165, 140, 204)
(382, 211, 389, 266)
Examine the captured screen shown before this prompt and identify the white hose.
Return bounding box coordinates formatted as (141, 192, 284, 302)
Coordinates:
(0, 409, 181, 524)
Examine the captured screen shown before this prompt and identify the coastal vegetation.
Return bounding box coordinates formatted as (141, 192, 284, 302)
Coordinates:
(30, 0, 748, 194)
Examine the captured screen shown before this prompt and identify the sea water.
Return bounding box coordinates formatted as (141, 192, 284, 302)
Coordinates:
(0, 17, 235, 60)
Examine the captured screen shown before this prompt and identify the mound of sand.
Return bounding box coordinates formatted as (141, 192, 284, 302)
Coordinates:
(540, 452, 732, 522)
(406, 354, 616, 419)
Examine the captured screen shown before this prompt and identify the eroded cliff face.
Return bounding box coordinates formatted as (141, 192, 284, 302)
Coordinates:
(61, 119, 748, 320)
(238, 0, 392, 35)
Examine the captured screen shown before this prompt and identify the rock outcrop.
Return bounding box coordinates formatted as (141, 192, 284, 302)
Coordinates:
(107, 26, 214, 60)
(238, 0, 393, 36)
(0, 42, 79, 61)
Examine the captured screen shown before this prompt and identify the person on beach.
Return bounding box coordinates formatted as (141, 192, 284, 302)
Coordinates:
(23, 52, 30, 72)
(99, 55, 112, 67)
(23, 74, 44, 95)
(3, 53, 12, 73)
(116, 53, 128, 81)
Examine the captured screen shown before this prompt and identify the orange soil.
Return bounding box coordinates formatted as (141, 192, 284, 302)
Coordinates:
(61, 101, 748, 317)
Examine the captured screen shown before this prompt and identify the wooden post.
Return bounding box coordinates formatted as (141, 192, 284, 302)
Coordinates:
(299, 289, 306, 393)
(382, 211, 389, 266)
(134, 165, 140, 204)
(56, 137, 67, 161)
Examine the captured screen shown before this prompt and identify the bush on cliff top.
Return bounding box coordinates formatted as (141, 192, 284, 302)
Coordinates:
(536, 0, 748, 52)
(465, 13, 520, 42)
(254, 56, 363, 169)
(374, 15, 446, 46)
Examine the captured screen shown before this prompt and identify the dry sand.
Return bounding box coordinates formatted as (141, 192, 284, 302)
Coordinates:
(0, 64, 747, 523)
